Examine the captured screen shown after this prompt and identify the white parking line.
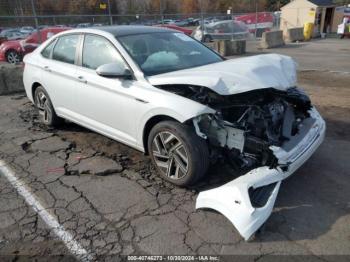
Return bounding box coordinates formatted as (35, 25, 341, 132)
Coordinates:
(0, 160, 94, 261)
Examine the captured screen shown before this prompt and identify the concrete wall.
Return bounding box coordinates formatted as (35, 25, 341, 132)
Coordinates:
(205, 40, 246, 56)
(260, 30, 284, 49)
(0, 64, 24, 95)
(215, 40, 246, 56)
(284, 27, 304, 42)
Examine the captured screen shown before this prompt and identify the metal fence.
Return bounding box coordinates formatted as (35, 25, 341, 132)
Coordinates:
(0, 0, 281, 51)
(0, 0, 280, 28)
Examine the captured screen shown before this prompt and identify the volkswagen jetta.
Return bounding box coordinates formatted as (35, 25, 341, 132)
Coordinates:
(23, 26, 325, 240)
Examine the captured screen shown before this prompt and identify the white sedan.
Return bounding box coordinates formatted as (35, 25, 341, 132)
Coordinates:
(23, 26, 325, 240)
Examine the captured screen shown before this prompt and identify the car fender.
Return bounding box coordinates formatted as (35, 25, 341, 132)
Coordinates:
(136, 105, 215, 150)
(196, 108, 326, 240)
(3, 44, 22, 54)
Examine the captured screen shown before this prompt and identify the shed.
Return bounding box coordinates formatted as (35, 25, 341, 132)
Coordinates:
(280, 0, 337, 36)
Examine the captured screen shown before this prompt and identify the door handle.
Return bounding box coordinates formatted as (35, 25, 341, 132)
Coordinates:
(43, 66, 51, 72)
(77, 76, 87, 84)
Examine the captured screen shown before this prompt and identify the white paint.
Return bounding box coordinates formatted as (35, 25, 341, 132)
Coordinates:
(148, 54, 298, 96)
(196, 108, 326, 240)
(0, 160, 94, 261)
(23, 27, 215, 153)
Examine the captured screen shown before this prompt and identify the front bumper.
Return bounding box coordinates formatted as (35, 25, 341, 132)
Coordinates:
(196, 107, 326, 240)
(0, 51, 6, 62)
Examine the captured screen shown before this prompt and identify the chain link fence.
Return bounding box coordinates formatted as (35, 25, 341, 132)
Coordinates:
(0, 1, 280, 29)
(0, 0, 281, 63)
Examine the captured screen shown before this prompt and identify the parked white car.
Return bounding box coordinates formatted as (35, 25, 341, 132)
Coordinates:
(23, 26, 325, 240)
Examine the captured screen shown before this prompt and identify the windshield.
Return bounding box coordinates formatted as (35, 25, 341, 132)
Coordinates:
(117, 32, 223, 76)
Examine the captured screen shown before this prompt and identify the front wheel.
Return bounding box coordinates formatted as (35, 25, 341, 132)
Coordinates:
(148, 121, 209, 186)
(34, 86, 63, 126)
(6, 50, 22, 64)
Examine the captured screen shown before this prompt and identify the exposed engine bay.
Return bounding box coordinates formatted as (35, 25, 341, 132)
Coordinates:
(156, 84, 312, 171)
(150, 54, 325, 241)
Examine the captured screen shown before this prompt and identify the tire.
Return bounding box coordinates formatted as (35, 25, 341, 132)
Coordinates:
(203, 35, 212, 43)
(34, 86, 63, 127)
(148, 121, 209, 186)
(6, 50, 22, 64)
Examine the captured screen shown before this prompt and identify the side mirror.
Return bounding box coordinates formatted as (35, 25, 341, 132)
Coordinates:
(96, 62, 132, 78)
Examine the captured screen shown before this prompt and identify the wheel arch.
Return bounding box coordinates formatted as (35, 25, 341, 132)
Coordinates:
(142, 115, 178, 155)
(5, 48, 16, 55)
(31, 82, 42, 102)
(5, 48, 22, 63)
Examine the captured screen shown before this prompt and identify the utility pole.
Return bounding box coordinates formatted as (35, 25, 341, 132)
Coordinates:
(30, 0, 41, 44)
(255, 0, 258, 39)
(107, 0, 113, 25)
(200, 0, 204, 28)
(160, 0, 164, 24)
(231, 0, 234, 20)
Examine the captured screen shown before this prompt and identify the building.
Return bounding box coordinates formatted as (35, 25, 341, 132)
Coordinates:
(280, 0, 342, 36)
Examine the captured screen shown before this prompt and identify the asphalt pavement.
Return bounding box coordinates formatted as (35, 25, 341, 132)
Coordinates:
(0, 38, 349, 261)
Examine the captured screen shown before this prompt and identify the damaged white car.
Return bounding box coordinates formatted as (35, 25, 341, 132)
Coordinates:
(23, 26, 325, 240)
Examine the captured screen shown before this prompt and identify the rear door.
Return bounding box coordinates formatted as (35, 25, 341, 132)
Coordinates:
(40, 34, 80, 116)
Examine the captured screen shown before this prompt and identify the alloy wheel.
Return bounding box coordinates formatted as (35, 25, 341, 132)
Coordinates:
(152, 131, 189, 180)
(35, 90, 52, 124)
(7, 51, 20, 64)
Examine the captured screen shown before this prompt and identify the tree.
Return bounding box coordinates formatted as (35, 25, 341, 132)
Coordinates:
(267, 0, 290, 11)
(333, 0, 350, 4)
(181, 0, 199, 14)
(147, 0, 161, 14)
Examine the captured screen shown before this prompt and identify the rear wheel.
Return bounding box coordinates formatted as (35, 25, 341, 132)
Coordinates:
(6, 50, 22, 64)
(34, 86, 63, 126)
(148, 121, 209, 186)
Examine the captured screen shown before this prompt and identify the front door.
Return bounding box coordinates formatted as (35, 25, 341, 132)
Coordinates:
(72, 34, 139, 146)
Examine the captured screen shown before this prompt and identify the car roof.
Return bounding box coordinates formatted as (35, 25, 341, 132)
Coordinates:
(206, 20, 237, 27)
(95, 25, 175, 37)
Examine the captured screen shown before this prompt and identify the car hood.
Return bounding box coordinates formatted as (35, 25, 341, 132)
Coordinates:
(147, 54, 297, 96)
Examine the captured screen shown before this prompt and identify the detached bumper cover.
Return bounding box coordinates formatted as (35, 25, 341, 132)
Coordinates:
(196, 108, 326, 240)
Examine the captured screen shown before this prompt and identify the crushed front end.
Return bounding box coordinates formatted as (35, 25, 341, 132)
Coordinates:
(190, 87, 326, 240)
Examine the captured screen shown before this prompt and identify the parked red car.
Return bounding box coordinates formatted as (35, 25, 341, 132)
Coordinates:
(0, 27, 70, 64)
(155, 24, 192, 36)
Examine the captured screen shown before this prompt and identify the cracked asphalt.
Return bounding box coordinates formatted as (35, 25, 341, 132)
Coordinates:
(0, 70, 349, 261)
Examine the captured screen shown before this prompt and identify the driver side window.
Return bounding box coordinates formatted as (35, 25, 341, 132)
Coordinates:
(82, 34, 125, 70)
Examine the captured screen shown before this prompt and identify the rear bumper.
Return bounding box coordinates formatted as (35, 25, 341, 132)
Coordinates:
(196, 107, 326, 240)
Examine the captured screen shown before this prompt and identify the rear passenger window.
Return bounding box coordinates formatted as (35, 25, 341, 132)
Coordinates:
(82, 35, 125, 70)
(41, 40, 56, 59)
(52, 35, 79, 64)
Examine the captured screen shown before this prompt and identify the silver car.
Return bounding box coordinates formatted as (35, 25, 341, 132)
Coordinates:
(193, 20, 249, 42)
